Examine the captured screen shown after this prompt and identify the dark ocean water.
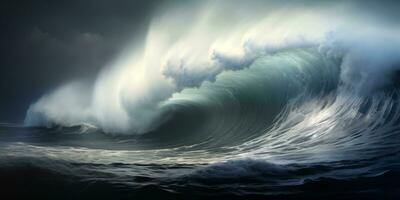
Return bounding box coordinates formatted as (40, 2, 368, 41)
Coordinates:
(1, 153, 400, 199)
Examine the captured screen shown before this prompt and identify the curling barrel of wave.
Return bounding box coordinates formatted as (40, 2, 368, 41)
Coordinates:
(144, 48, 341, 147)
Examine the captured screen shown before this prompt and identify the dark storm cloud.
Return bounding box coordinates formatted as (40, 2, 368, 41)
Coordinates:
(0, 0, 162, 122)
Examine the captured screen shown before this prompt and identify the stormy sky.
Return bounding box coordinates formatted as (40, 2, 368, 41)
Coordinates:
(1, 0, 400, 123)
(0, 0, 163, 122)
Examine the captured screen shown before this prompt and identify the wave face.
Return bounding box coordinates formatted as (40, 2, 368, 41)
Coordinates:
(3, 1, 400, 199)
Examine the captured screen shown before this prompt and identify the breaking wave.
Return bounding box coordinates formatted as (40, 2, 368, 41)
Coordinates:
(21, 0, 400, 162)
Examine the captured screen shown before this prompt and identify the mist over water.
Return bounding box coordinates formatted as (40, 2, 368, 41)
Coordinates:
(2, 0, 400, 199)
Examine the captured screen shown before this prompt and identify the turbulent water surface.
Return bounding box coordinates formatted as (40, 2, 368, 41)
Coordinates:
(2, 1, 400, 199)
